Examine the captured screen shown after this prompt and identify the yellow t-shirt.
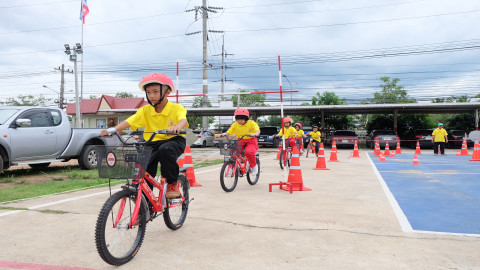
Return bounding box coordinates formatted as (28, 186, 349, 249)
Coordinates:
(227, 120, 260, 140)
(126, 101, 189, 141)
(277, 126, 297, 139)
(295, 129, 304, 138)
(432, 128, 448, 142)
(308, 131, 322, 142)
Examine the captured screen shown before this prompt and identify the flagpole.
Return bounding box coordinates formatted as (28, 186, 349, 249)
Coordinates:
(80, 22, 84, 127)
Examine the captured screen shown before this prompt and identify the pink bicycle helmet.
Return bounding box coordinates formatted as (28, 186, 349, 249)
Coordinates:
(294, 122, 302, 128)
(234, 108, 249, 117)
(138, 73, 175, 94)
(283, 117, 293, 124)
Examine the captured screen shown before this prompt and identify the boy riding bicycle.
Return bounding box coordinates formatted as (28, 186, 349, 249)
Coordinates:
(100, 73, 188, 199)
(272, 117, 298, 149)
(307, 126, 322, 155)
(222, 108, 260, 175)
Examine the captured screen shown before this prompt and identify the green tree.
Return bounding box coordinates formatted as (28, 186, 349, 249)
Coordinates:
(430, 95, 474, 130)
(115, 92, 134, 98)
(364, 77, 416, 104)
(187, 96, 214, 129)
(229, 91, 267, 107)
(257, 115, 282, 126)
(2, 94, 50, 106)
(298, 91, 354, 130)
(363, 77, 430, 143)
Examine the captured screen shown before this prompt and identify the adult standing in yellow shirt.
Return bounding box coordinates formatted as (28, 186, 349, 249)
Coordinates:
(432, 123, 448, 155)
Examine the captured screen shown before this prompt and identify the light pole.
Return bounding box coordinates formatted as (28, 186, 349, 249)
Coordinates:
(64, 43, 83, 128)
(42, 85, 61, 108)
(282, 74, 293, 106)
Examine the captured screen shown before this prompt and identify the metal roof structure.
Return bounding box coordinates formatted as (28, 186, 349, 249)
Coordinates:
(181, 102, 480, 117)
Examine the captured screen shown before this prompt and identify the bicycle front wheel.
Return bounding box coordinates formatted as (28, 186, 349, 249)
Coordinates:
(246, 157, 260, 185)
(164, 174, 190, 230)
(220, 160, 238, 192)
(306, 143, 311, 158)
(279, 150, 290, 169)
(95, 190, 147, 266)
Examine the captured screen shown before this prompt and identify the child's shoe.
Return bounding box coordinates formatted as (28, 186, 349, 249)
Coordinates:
(250, 164, 259, 175)
(166, 183, 181, 198)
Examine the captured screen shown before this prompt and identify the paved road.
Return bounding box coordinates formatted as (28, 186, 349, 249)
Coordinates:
(1, 148, 479, 270)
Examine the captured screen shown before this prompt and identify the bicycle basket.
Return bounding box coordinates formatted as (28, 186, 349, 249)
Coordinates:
(96, 145, 152, 179)
(218, 139, 238, 156)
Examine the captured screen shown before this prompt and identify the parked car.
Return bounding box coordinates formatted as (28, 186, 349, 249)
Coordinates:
(448, 130, 474, 148)
(411, 129, 434, 149)
(0, 106, 109, 173)
(191, 130, 215, 147)
(365, 130, 399, 149)
(258, 126, 280, 147)
(211, 128, 229, 146)
(330, 130, 358, 148)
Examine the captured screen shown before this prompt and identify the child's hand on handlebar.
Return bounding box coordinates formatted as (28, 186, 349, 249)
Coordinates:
(167, 125, 182, 134)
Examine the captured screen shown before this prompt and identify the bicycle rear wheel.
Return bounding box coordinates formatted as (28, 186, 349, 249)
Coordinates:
(220, 160, 238, 192)
(246, 157, 260, 185)
(163, 174, 190, 230)
(95, 190, 147, 266)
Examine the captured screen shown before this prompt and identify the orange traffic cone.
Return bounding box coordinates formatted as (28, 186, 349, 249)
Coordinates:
(352, 140, 360, 157)
(183, 146, 202, 187)
(415, 141, 422, 155)
(390, 151, 396, 157)
(384, 142, 391, 156)
(281, 146, 311, 192)
(395, 140, 402, 154)
(329, 140, 339, 162)
(177, 152, 184, 167)
(456, 149, 461, 156)
(313, 143, 329, 170)
(460, 138, 469, 156)
(374, 140, 381, 157)
(412, 154, 420, 165)
(469, 139, 480, 161)
(274, 143, 282, 160)
(378, 153, 386, 161)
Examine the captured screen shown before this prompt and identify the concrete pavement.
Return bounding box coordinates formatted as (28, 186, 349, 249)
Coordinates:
(0, 148, 479, 270)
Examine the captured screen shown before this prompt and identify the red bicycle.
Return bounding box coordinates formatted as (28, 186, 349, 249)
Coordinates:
(278, 135, 300, 169)
(94, 130, 190, 265)
(218, 135, 260, 192)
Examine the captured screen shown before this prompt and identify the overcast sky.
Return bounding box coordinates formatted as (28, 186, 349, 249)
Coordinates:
(1, 0, 480, 107)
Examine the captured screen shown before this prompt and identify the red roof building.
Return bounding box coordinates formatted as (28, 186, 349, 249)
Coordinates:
(66, 95, 148, 128)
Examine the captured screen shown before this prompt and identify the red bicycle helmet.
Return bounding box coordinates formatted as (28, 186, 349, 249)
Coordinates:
(138, 73, 175, 94)
(283, 117, 293, 124)
(234, 108, 249, 117)
(294, 122, 302, 128)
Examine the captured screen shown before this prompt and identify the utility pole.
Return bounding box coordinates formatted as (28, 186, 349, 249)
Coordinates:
(201, 0, 208, 128)
(54, 64, 73, 109)
(186, 2, 223, 129)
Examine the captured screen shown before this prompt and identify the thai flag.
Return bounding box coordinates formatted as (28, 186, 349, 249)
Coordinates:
(79, 0, 89, 24)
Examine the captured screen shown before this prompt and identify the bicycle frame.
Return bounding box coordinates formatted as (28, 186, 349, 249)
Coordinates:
(226, 154, 249, 177)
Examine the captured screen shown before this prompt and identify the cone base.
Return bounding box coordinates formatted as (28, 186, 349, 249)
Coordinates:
(189, 182, 202, 187)
(280, 186, 312, 192)
(313, 167, 330, 170)
(328, 160, 340, 162)
(469, 159, 480, 161)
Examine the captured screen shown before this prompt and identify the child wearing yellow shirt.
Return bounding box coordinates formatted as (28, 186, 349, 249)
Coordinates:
(224, 108, 261, 175)
(272, 117, 298, 149)
(294, 122, 306, 154)
(307, 126, 322, 155)
(101, 73, 188, 198)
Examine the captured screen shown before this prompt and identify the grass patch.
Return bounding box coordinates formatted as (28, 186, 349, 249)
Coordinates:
(193, 159, 224, 168)
(0, 178, 124, 203)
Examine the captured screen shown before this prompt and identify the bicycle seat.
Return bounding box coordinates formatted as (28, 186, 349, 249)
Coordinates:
(179, 166, 187, 173)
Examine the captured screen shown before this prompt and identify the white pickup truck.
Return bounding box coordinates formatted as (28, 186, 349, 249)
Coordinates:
(0, 106, 111, 173)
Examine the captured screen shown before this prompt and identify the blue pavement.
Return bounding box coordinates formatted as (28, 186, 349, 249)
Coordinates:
(370, 152, 480, 235)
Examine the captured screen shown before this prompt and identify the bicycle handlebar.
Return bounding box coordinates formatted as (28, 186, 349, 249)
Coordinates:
(102, 130, 186, 145)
